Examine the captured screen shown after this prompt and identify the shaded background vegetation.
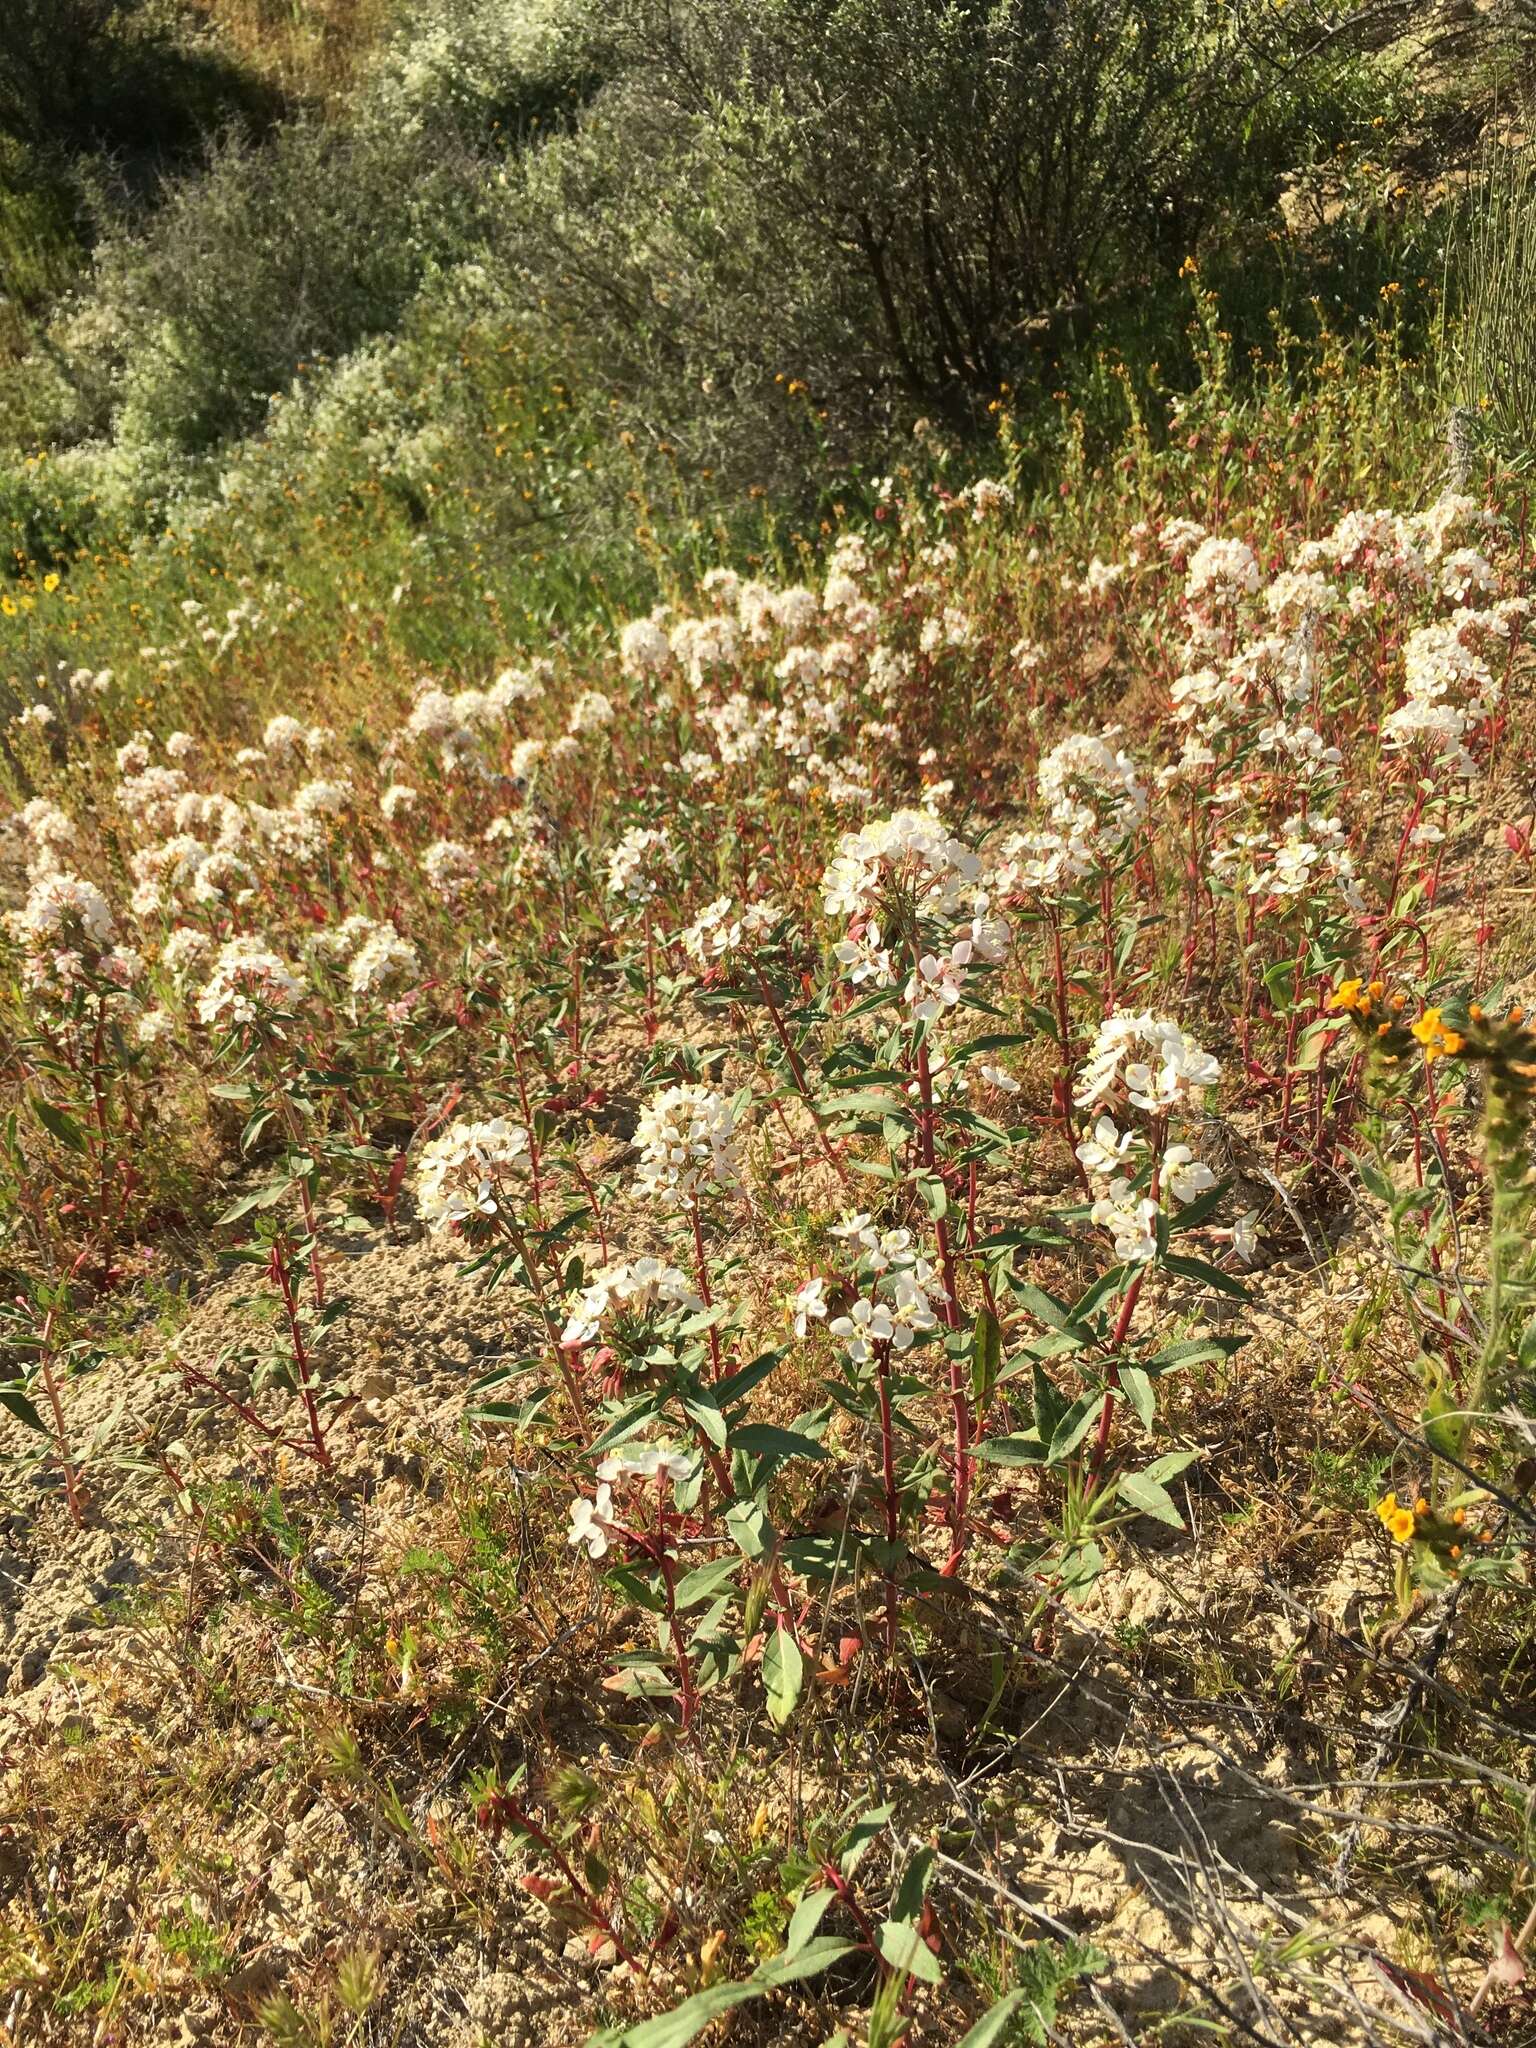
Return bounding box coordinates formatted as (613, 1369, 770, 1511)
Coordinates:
(0, 0, 1532, 665)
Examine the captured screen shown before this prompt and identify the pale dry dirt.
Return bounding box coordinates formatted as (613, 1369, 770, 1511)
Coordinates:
(1, 1193, 1505, 2045)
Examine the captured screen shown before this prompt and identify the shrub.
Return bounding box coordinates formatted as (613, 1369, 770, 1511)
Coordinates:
(363, 0, 606, 145)
(1455, 133, 1536, 467)
(89, 116, 490, 457)
(494, 0, 1395, 495)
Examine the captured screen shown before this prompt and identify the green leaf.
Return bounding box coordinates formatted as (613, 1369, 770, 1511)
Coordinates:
(217, 1178, 293, 1225)
(605, 1565, 667, 1614)
(1012, 1281, 1079, 1332)
(729, 1423, 826, 1463)
(972, 1433, 1047, 1467)
(953, 1032, 1035, 1059)
(979, 1225, 1074, 1253)
(1072, 1266, 1129, 1323)
(877, 1919, 943, 1984)
(599, 1937, 856, 2048)
(1116, 1471, 1183, 1528)
(1143, 1449, 1200, 1486)
(891, 1846, 934, 1922)
(715, 1349, 785, 1407)
(818, 1090, 909, 1121)
(784, 1886, 836, 1959)
(29, 1095, 87, 1153)
(839, 1803, 892, 1876)
(968, 1938, 1108, 2045)
(1145, 1335, 1246, 1371)
(955, 1990, 1028, 2048)
(1030, 1363, 1069, 1443)
(1167, 1179, 1230, 1235)
(589, 1392, 665, 1456)
(971, 1307, 1002, 1404)
(1048, 1389, 1102, 1463)
(1159, 1252, 1250, 1300)
(681, 1390, 728, 1448)
(0, 1387, 47, 1431)
(676, 1303, 729, 1336)
(463, 1392, 550, 1430)
(758, 1937, 862, 1989)
(726, 1499, 770, 1560)
(1118, 1366, 1155, 1429)
(1421, 1362, 1465, 1460)
(673, 1556, 741, 1611)
(763, 1622, 804, 1728)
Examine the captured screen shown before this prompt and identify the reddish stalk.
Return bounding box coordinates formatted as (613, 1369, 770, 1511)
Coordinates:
(653, 1533, 700, 1729)
(913, 1029, 969, 1567)
(270, 1238, 334, 1470)
(688, 1198, 725, 1382)
(874, 1337, 901, 1652)
(478, 1794, 637, 1967)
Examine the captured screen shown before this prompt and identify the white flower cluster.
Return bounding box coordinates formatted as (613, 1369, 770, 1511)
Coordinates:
(6, 871, 115, 952)
(567, 1443, 694, 1558)
(3, 871, 143, 1000)
(421, 838, 479, 900)
(1185, 536, 1261, 606)
(1077, 1103, 1219, 1264)
(964, 477, 1014, 522)
(1036, 730, 1148, 848)
(567, 689, 614, 737)
(823, 1215, 940, 1362)
(633, 1084, 742, 1206)
(821, 809, 981, 919)
(561, 1258, 701, 1347)
(196, 936, 303, 1028)
(348, 923, 421, 998)
(606, 825, 670, 905)
(415, 1117, 531, 1229)
(1075, 1013, 1220, 1113)
(620, 615, 671, 677)
(1381, 616, 1505, 777)
(678, 895, 777, 967)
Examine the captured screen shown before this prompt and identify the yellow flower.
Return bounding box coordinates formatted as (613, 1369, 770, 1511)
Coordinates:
(1386, 1507, 1415, 1543)
(1375, 1492, 1416, 1544)
(42, 572, 59, 593)
(1411, 1008, 1463, 1064)
(0, 595, 15, 616)
(1329, 977, 1384, 1018)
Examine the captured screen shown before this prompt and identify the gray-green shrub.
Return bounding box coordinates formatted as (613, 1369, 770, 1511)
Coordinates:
(491, 0, 1395, 492)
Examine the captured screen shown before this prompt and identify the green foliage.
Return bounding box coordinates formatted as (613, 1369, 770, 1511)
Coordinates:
(91, 118, 488, 458)
(492, 0, 1405, 496)
(1457, 134, 1536, 468)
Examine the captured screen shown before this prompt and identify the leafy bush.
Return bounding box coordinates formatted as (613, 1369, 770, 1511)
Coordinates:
(365, 0, 606, 145)
(494, 0, 1395, 494)
(86, 117, 490, 458)
(1455, 133, 1536, 467)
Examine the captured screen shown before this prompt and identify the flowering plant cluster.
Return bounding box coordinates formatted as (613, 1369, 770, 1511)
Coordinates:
(3, 424, 1532, 1793)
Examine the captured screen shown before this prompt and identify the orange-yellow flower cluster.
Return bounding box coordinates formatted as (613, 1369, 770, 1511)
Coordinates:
(1327, 977, 1385, 1018)
(1410, 1007, 1463, 1064)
